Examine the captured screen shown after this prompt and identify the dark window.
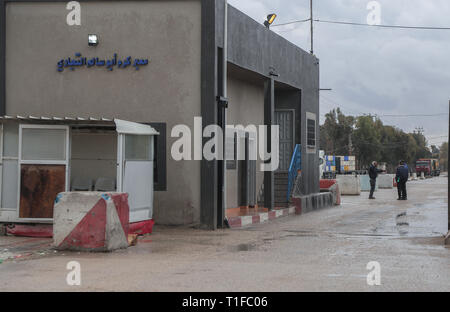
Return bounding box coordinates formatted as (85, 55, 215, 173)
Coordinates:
(307, 119, 316, 147)
(147, 123, 167, 191)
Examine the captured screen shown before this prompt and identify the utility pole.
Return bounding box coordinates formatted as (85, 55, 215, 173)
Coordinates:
(310, 0, 314, 54)
(349, 133, 353, 156)
(445, 100, 450, 245)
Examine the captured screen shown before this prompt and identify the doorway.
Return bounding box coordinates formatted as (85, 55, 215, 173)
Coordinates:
(116, 120, 157, 223)
(275, 110, 295, 171)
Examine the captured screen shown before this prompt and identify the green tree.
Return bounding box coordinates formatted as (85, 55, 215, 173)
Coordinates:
(377, 125, 417, 170)
(320, 108, 355, 155)
(319, 109, 434, 172)
(352, 115, 381, 168)
(411, 131, 432, 160)
(431, 145, 440, 158)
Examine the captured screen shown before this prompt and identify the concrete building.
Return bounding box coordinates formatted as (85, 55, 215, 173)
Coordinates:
(0, 0, 320, 230)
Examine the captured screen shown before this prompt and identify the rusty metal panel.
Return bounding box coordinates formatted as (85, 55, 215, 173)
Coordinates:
(19, 165, 66, 219)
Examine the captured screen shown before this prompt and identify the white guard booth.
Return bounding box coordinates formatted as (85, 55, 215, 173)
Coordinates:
(115, 119, 159, 223)
(0, 116, 159, 224)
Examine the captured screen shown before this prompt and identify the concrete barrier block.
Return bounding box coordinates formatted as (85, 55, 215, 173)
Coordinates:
(320, 179, 337, 190)
(293, 192, 335, 215)
(306, 196, 313, 213)
(53, 192, 129, 252)
(378, 174, 394, 189)
(326, 184, 341, 206)
(322, 194, 326, 207)
(320, 179, 341, 206)
(337, 175, 361, 195)
(318, 195, 323, 209)
(359, 175, 378, 192)
(411, 173, 418, 181)
(325, 193, 333, 207)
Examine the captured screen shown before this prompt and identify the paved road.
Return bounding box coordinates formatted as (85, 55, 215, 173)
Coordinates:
(0, 176, 448, 291)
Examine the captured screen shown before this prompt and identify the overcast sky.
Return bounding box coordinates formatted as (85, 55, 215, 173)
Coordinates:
(228, 0, 450, 147)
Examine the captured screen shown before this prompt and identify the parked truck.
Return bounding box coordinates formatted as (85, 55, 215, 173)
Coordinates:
(323, 155, 356, 178)
(416, 158, 440, 177)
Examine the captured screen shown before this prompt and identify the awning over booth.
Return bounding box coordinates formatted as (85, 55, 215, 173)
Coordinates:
(114, 119, 159, 136)
(0, 116, 159, 136)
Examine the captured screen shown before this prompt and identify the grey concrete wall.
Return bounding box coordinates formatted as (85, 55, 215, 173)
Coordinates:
(5, 1, 202, 225)
(216, 2, 320, 195)
(226, 74, 265, 209)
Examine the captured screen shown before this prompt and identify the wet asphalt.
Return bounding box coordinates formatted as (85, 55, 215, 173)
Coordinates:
(0, 176, 448, 291)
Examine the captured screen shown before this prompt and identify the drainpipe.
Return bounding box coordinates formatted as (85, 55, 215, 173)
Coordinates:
(223, 0, 228, 218)
(218, 0, 228, 228)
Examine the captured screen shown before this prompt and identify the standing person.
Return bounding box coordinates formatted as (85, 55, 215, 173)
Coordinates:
(368, 161, 382, 199)
(396, 160, 409, 200)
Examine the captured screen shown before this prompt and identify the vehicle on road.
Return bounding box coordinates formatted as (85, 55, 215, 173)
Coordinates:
(416, 158, 440, 177)
(323, 155, 356, 178)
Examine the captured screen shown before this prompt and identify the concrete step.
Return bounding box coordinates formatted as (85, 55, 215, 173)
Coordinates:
(274, 186, 288, 190)
(257, 202, 290, 208)
(260, 190, 289, 197)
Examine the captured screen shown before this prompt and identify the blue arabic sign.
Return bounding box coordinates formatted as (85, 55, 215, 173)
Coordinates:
(57, 53, 149, 72)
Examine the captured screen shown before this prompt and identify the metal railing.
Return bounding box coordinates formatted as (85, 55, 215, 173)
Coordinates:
(287, 144, 302, 202)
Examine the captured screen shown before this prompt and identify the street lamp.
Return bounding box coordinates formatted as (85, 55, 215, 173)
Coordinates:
(264, 14, 277, 29)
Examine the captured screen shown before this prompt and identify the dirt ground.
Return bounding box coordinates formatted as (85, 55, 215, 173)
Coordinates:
(0, 176, 448, 292)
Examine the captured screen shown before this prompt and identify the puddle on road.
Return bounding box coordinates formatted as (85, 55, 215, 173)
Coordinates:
(395, 211, 410, 235)
(229, 243, 257, 252)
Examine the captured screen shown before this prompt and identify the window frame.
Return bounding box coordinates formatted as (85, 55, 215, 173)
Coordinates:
(17, 124, 70, 222)
(305, 112, 317, 154)
(147, 123, 167, 192)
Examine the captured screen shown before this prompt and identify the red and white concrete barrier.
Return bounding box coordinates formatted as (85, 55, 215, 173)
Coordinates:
(226, 207, 296, 229)
(53, 192, 129, 252)
(320, 179, 341, 206)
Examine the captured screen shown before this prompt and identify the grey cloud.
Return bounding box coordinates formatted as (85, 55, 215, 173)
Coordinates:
(228, 0, 450, 142)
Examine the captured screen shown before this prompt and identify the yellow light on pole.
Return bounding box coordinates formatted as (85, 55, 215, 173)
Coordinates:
(264, 14, 277, 28)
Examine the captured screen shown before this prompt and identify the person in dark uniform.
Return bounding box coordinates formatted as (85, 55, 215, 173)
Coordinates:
(396, 160, 409, 200)
(368, 161, 382, 199)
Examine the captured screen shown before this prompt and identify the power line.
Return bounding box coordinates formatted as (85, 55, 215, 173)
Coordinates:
(272, 17, 450, 30)
(320, 94, 365, 115)
(320, 103, 448, 119)
(272, 18, 310, 27)
(377, 113, 449, 117)
(428, 135, 448, 140)
(429, 141, 448, 146)
(314, 19, 450, 30)
(319, 93, 448, 118)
